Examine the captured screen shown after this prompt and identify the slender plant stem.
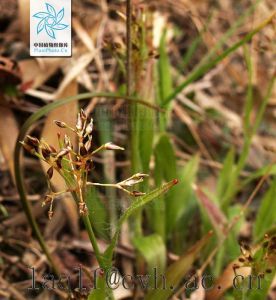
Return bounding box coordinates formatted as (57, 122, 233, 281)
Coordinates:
(87, 182, 117, 187)
(126, 0, 132, 96)
(82, 214, 105, 268)
(14, 163, 60, 275)
(126, 0, 143, 237)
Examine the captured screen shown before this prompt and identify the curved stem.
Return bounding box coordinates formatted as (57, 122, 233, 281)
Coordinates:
(82, 215, 105, 268)
(14, 92, 162, 274)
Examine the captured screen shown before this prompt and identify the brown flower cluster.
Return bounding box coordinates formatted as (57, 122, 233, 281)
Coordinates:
(21, 109, 148, 219)
(233, 235, 276, 277)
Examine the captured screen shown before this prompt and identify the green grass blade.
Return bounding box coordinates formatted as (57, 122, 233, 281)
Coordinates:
(139, 107, 154, 173)
(88, 276, 115, 300)
(222, 75, 275, 208)
(158, 29, 173, 105)
(86, 187, 109, 240)
(168, 154, 200, 235)
(153, 134, 176, 236)
(243, 45, 254, 136)
(145, 231, 213, 300)
(195, 187, 227, 239)
(163, 13, 274, 106)
(103, 179, 178, 264)
(96, 109, 117, 237)
(254, 177, 276, 241)
(181, 34, 202, 70)
(157, 29, 173, 130)
(133, 234, 167, 284)
(217, 148, 235, 200)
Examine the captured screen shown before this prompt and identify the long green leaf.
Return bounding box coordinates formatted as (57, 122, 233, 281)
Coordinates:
(158, 29, 173, 105)
(145, 231, 213, 300)
(88, 276, 115, 300)
(217, 148, 235, 200)
(133, 234, 167, 285)
(170, 155, 199, 233)
(157, 29, 173, 130)
(96, 109, 118, 237)
(222, 75, 275, 208)
(104, 180, 178, 264)
(254, 177, 276, 241)
(153, 134, 176, 237)
(86, 187, 109, 240)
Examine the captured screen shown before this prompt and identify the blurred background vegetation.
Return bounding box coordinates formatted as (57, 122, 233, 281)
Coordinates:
(0, 0, 275, 299)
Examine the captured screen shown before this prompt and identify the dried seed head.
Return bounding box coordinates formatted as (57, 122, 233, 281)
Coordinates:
(80, 144, 87, 156)
(20, 141, 36, 154)
(104, 142, 124, 151)
(132, 191, 146, 197)
(243, 244, 251, 251)
(56, 148, 70, 158)
(79, 202, 88, 215)
(49, 145, 57, 154)
(76, 113, 83, 131)
(42, 147, 51, 160)
(247, 255, 253, 262)
(47, 166, 54, 179)
(54, 120, 67, 128)
(75, 157, 81, 170)
(238, 257, 245, 263)
(232, 264, 240, 271)
(240, 243, 251, 256)
(85, 118, 93, 135)
(48, 210, 54, 220)
(120, 173, 149, 187)
(64, 134, 72, 148)
(85, 160, 93, 171)
(85, 140, 92, 152)
(80, 108, 87, 121)
(26, 135, 40, 147)
(134, 173, 149, 179)
(56, 157, 62, 169)
(42, 194, 53, 206)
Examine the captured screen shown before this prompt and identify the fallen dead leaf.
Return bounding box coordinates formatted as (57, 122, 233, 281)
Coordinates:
(0, 106, 18, 182)
(41, 81, 79, 237)
(19, 58, 64, 90)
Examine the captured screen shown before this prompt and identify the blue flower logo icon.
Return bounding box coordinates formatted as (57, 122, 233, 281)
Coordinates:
(33, 3, 68, 39)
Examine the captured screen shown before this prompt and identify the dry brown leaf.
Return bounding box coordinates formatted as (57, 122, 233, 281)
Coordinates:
(194, 185, 228, 238)
(72, 17, 109, 89)
(2, 202, 46, 227)
(56, 52, 96, 95)
(18, 0, 29, 43)
(72, 18, 95, 52)
(19, 58, 64, 90)
(206, 259, 251, 300)
(189, 275, 205, 300)
(41, 81, 79, 236)
(0, 106, 18, 182)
